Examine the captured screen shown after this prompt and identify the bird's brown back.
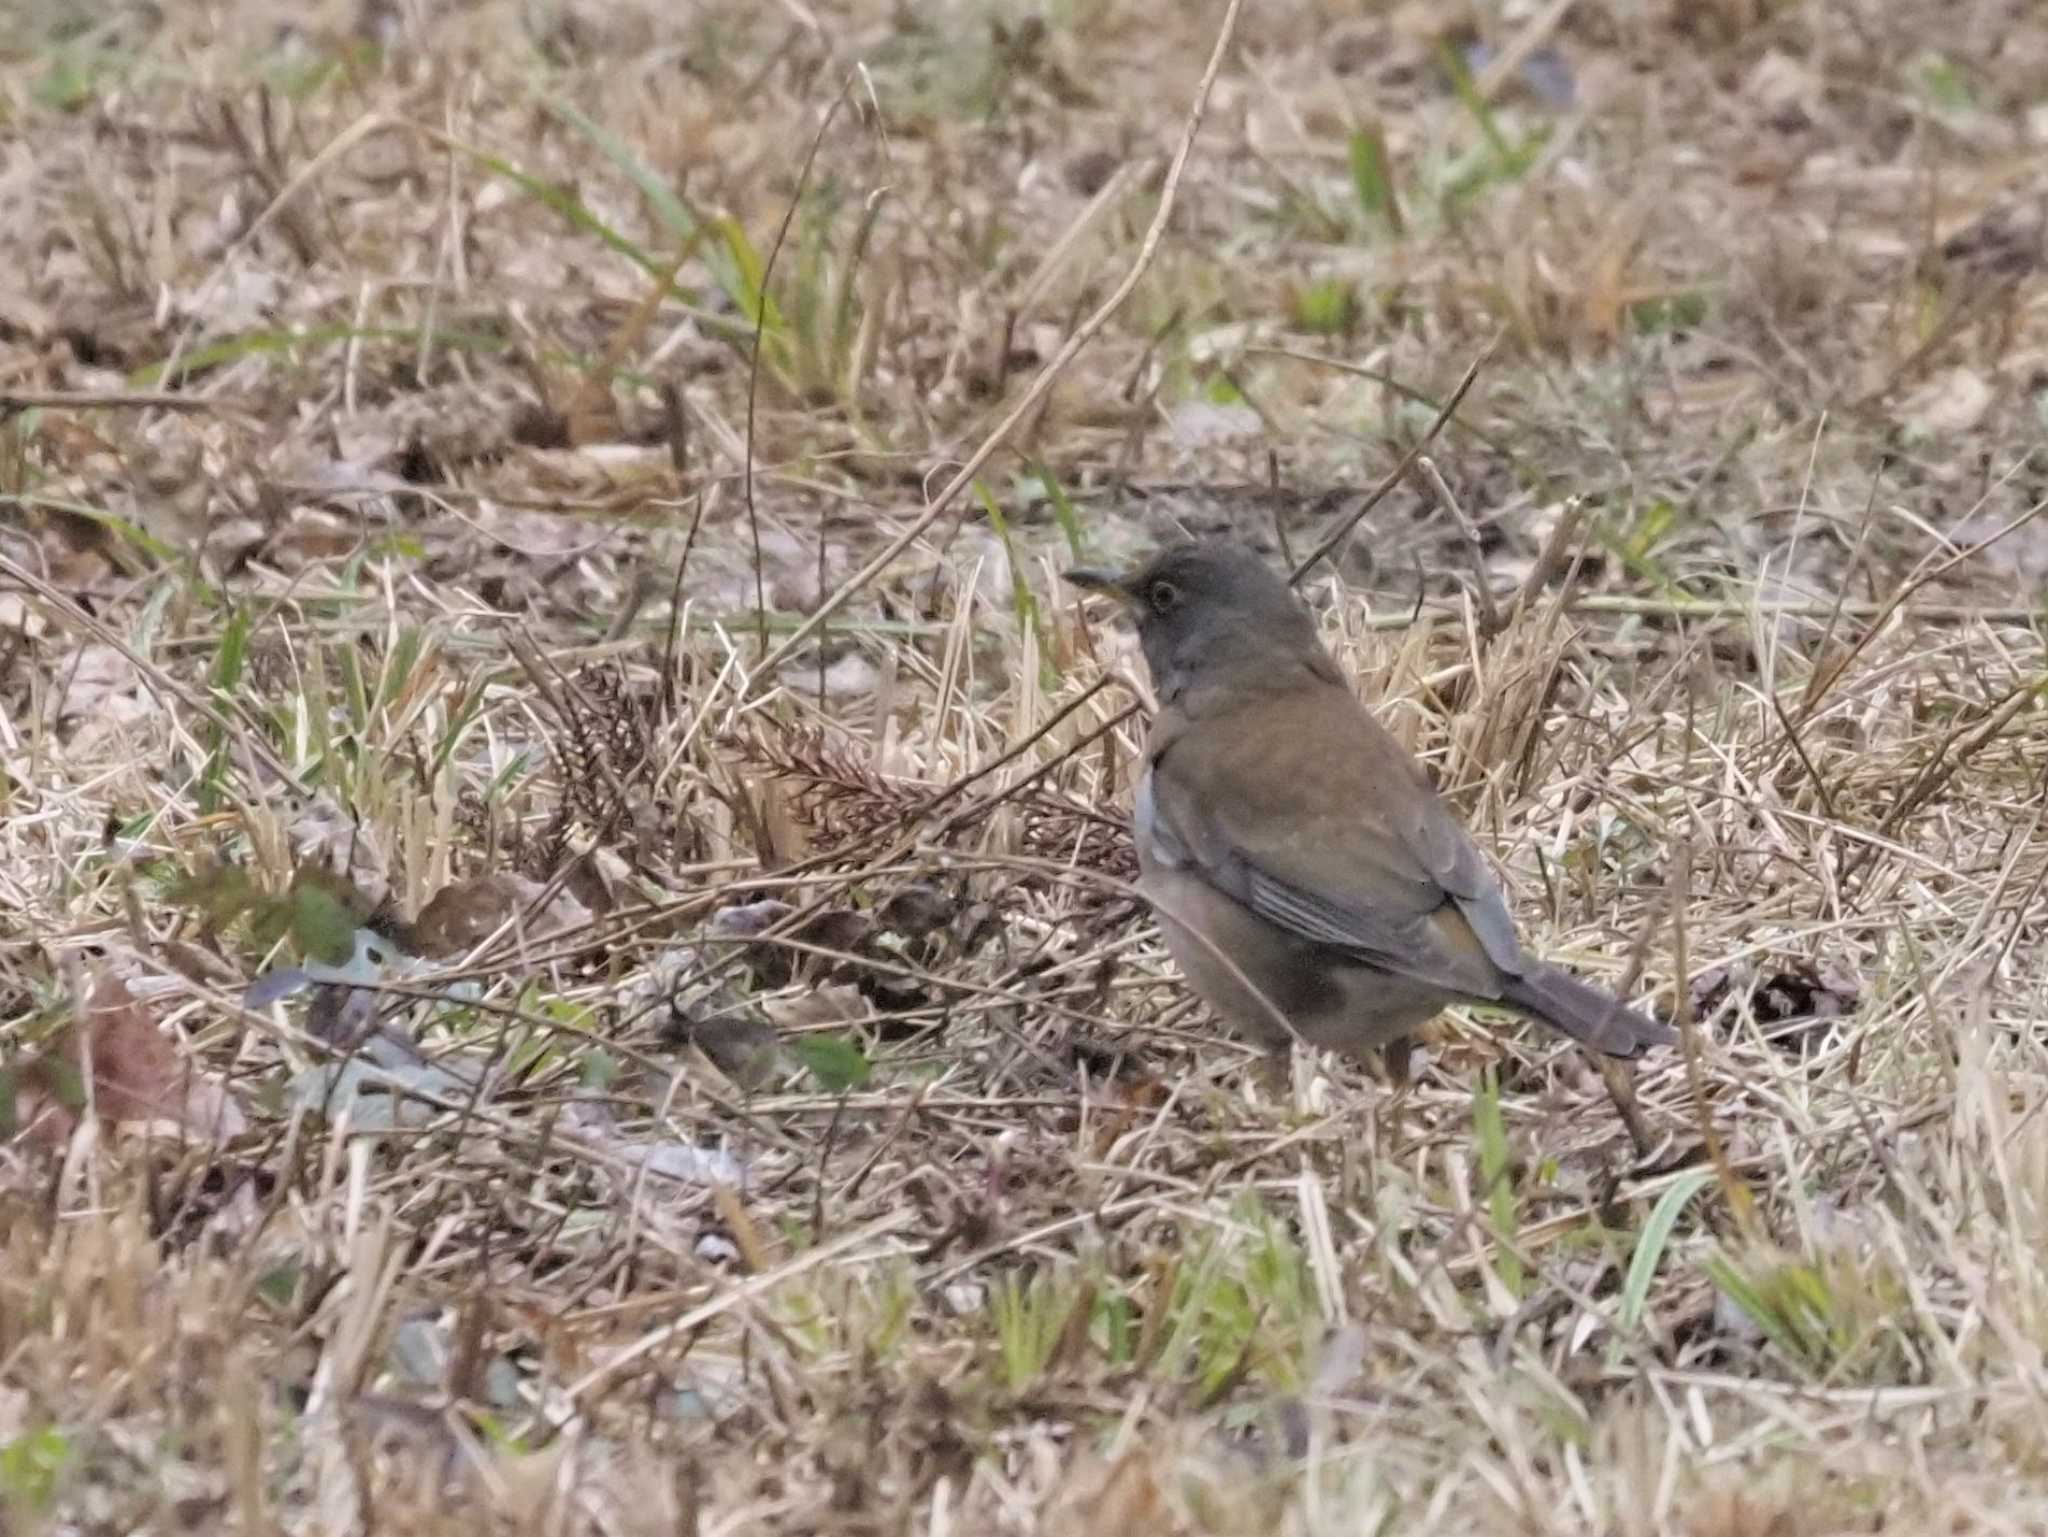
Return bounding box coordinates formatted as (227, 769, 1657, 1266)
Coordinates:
(1145, 660, 1526, 998)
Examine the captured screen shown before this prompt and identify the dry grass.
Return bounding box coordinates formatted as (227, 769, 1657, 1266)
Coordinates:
(3, 0, 2048, 1531)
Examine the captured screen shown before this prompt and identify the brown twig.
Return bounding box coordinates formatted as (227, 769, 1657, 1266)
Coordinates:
(0, 390, 244, 415)
(1415, 454, 1503, 638)
(1288, 335, 1500, 586)
(748, 0, 1249, 683)
(658, 480, 719, 724)
(1799, 487, 2048, 718)
(1505, 496, 1588, 628)
(1841, 682, 2037, 892)
(0, 550, 306, 794)
(745, 78, 863, 661)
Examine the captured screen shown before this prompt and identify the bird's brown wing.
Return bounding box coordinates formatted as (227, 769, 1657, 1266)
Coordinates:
(1145, 677, 1528, 1000)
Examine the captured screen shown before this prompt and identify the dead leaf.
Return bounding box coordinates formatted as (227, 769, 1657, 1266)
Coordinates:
(14, 971, 245, 1149)
(264, 506, 364, 571)
(667, 1006, 784, 1091)
(1940, 201, 2045, 277)
(1897, 367, 1993, 439)
(1692, 961, 1858, 1056)
(633, 943, 785, 1089)
(0, 285, 53, 338)
(878, 882, 959, 941)
(707, 898, 796, 940)
(413, 873, 593, 959)
(761, 983, 868, 1032)
(710, 899, 876, 987)
(0, 592, 47, 638)
(1167, 400, 1262, 449)
(47, 643, 151, 738)
(1743, 50, 1821, 130)
(1044, 1448, 1170, 1537)
(285, 797, 394, 917)
(559, 1101, 743, 1187)
(1064, 148, 1121, 195)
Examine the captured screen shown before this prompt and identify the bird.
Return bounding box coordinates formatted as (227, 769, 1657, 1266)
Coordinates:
(1063, 540, 1670, 1075)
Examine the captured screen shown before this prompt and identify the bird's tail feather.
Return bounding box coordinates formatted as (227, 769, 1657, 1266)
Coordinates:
(1501, 966, 1671, 1058)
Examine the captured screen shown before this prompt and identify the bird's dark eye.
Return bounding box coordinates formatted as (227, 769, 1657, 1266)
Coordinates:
(1146, 579, 1181, 613)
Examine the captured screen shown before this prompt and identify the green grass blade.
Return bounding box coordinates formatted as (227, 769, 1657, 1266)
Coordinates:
(456, 143, 664, 275)
(378, 625, 425, 712)
(1347, 122, 1404, 234)
(133, 324, 510, 388)
(1618, 1169, 1716, 1335)
(829, 193, 887, 394)
(541, 95, 699, 239)
(1472, 1070, 1523, 1298)
(4, 494, 181, 563)
(199, 603, 252, 812)
(1441, 43, 1513, 165)
(974, 478, 1057, 688)
(1032, 463, 1087, 561)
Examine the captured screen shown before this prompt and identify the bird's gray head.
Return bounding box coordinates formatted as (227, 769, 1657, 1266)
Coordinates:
(1063, 541, 1325, 696)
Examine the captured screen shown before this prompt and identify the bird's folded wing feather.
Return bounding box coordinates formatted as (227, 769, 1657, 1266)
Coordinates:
(1146, 681, 1527, 997)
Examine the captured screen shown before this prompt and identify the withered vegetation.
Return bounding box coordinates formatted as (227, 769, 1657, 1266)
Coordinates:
(3, 0, 2048, 1532)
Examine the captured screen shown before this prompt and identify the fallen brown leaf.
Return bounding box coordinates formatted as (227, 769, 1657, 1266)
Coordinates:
(12, 970, 245, 1150)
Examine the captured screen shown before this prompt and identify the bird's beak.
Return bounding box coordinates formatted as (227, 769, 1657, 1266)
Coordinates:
(1062, 566, 1136, 604)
